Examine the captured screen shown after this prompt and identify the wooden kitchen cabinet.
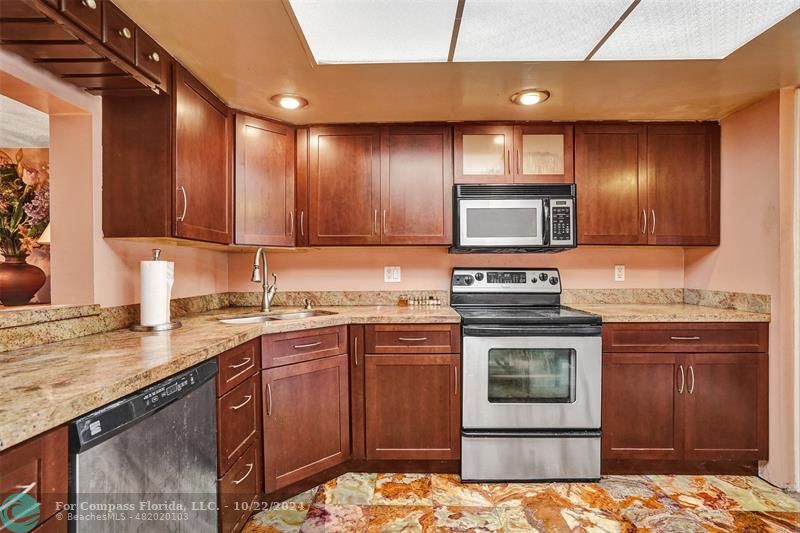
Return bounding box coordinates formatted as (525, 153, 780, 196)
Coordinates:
(513, 124, 574, 183)
(602, 323, 768, 474)
(575, 124, 647, 244)
(380, 125, 453, 244)
(262, 354, 350, 491)
(235, 114, 295, 246)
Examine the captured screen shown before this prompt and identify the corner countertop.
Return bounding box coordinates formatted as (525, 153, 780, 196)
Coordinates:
(569, 303, 771, 323)
(0, 305, 459, 452)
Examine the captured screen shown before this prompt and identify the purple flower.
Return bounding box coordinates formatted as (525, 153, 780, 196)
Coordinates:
(23, 185, 49, 226)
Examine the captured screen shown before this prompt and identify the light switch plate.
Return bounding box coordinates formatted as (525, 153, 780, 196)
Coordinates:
(614, 264, 625, 282)
(384, 266, 401, 282)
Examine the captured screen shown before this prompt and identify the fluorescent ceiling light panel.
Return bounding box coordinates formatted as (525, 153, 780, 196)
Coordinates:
(453, 0, 632, 61)
(593, 0, 800, 60)
(288, 0, 458, 64)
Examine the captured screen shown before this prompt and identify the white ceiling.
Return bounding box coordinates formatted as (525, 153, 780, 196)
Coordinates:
(0, 94, 49, 148)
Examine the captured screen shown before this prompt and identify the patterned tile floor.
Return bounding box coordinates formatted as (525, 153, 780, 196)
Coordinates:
(243, 473, 800, 532)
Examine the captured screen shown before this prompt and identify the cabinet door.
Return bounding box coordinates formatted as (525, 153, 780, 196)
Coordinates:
(295, 128, 310, 246)
(262, 355, 349, 492)
(454, 125, 514, 183)
(513, 124, 574, 183)
(684, 353, 768, 461)
(309, 126, 381, 245)
(602, 353, 684, 460)
(365, 354, 460, 460)
(349, 325, 366, 460)
(647, 123, 720, 245)
(234, 114, 295, 246)
(575, 125, 647, 244)
(380, 125, 453, 244)
(174, 67, 232, 244)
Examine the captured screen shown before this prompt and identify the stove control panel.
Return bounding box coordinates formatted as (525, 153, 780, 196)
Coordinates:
(452, 268, 561, 293)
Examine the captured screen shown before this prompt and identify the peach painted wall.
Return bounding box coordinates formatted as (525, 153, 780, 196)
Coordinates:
(685, 91, 797, 489)
(228, 246, 685, 292)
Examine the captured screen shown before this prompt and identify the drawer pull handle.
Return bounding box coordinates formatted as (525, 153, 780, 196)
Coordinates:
(398, 337, 428, 342)
(81, 0, 97, 9)
(0, 483, 37, 514)
(147, 51, 161, 63)
(228, 357, 252, 370)
(677, 365, 685, 394)
(670, 336, 701, 341)
(118, 27, 132, 39)
(232, 463, 254, 485)
(688, 365, 695, 394)
(267, 383, 273, 416)
(230, 395, 252, 410)
(293, 341, 322, 349)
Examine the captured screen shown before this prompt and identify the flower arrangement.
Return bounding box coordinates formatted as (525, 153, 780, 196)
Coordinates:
(0, 149, 50, 258)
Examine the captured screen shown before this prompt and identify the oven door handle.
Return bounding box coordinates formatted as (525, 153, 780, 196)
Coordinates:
(462, 324, 602, 337)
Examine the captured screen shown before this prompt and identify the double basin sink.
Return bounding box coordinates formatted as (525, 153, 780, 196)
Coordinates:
(218, 309, 336, 325)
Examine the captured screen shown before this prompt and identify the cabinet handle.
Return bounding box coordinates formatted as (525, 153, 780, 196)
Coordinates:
(677, 364, 685, 394)
(232, 463, 254, 485)
(354, 336, 358, 366)
(506, 150, 511, 174)
(118, 27, 132, 39)
(398, 336, 428, 342)
(228, 357, 251, 370)
(147, 51, 161, 63)
(230, 395, 252, 410)
(373, 209, 378, 235)
(651, 209, 656, 235)
(293, 341, 322, 349)
(177, 186, 187, 222)
(266, 383, 272, 416)
(670, 336, 700, 341)
(516, 149, 521, 174)
(2, 483, 38, 511)
(688, 365, 695, 394)
(300, 210, 305, 236)
(641, 209, 647, 234)
(289, 211, 294, 236)
(454, 366, 458, 396)
(81, 0, 97, 9)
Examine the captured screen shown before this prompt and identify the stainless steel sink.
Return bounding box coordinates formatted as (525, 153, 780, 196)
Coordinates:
(270, 310, 337, 320)
(218, 314, 275, 325)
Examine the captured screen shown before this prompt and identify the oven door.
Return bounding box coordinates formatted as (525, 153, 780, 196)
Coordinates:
(462, 331, 601, 430)
(458, 198, 544, 247)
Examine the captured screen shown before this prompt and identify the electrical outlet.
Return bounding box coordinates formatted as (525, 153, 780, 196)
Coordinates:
(384, 266, 401, 283)
(614, 265, 625, 282)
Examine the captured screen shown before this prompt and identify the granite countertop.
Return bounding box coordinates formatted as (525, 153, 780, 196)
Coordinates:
(570, 303, 771, 323)
(0, 305, 459, 451)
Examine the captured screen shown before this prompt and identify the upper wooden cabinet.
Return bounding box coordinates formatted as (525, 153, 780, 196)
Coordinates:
(174, 67, 232, 243)
(455, 124, 574, 184)
(307, 125, 452, 246)
(234, 114, 295, 246)
(576, 122, 719, 246)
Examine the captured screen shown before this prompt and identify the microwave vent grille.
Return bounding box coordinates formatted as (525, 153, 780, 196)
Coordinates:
(456, 184, 575, 198)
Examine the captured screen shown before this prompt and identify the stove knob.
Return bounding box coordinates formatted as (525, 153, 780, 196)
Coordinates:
(531, 277, 537, 283)
(474, 272, 484, 281)
(549, 276, 559, 285)
(539, 273, 549, 281)
(464, 276, 474, 285)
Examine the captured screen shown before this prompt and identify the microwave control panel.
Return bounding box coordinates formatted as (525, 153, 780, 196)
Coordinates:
(549, 198, 575, 246)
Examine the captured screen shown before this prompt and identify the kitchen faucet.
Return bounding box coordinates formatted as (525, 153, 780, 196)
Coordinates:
(251, 247, 277, 313)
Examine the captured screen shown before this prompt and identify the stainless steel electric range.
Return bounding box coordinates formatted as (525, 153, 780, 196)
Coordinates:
(451, 268, 603, 482)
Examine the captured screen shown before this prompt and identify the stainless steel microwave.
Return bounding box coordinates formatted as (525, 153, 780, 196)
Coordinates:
(452, 184, 577, 253)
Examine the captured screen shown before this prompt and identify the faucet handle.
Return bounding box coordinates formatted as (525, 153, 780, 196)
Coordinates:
(270, 272, 277, 289)
(303, 298, 314, 310)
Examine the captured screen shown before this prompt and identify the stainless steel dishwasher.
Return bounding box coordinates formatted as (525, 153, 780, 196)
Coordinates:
(70, 359, 218, 533)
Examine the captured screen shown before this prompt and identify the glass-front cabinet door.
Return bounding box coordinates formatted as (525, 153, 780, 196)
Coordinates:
(454, 125, 514, 183)
(514, 124, 574, 183)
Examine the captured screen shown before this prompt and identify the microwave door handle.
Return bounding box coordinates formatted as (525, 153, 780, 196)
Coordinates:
(543, 201, 550, 245)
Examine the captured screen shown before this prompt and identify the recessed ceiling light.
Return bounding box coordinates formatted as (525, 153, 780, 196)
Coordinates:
(593, 0, 800, 60)
(511, 89, 550, 106)
(288, 0, 458, 64)
(270, 94, 308, 110)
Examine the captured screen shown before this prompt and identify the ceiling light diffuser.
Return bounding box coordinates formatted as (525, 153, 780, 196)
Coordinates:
(453, 0, 632, 61)
(270, 94, 308, 110)
(511, 89, 550, 106)
(593, 0, 800, 60)
(287, 0, 458, 64)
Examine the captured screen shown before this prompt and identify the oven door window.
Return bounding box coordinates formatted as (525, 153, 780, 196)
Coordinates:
(487, 348, 576, 403)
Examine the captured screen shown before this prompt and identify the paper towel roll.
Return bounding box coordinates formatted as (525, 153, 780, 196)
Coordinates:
(140, 260, 174, 326)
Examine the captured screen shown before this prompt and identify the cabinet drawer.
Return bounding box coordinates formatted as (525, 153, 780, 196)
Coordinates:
(102, 2, 135, 62)
(603, 323, 768, 353)
(365, 324, 460, 353)
(217, 339, 260, 396)
(262, 326, 347, 368)
(135, 28, 166, 84)
(218, 375, 259, 475)
(218, 442, 261, 533)
(61, 0, 103, 39)
(0, 426, 68, 525)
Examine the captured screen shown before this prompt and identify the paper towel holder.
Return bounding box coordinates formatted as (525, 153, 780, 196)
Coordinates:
(131, 248, 182, 332)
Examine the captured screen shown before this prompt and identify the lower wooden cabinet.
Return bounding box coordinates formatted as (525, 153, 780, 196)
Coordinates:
(262, 354, 350, 492)
(363, 353, 460, 460)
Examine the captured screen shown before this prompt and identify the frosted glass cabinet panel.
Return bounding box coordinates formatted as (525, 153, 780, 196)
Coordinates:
(521, 134, 564, 174)
(454, 125, 513, 183)
(514, 124, 574, 183)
